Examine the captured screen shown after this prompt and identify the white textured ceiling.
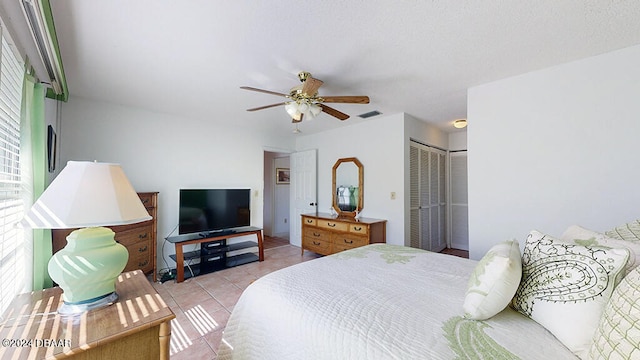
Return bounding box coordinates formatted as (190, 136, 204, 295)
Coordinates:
(44, 0, 640, 136)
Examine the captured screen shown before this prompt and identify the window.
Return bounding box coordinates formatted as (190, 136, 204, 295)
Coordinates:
(0, 23, 27, 314)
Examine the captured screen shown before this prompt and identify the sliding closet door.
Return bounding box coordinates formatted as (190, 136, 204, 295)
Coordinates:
(409, 141, 447, 252)
(449, 151, 468, 250)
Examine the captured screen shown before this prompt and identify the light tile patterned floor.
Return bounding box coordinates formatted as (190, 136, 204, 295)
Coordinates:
(152, 238, 320, 359)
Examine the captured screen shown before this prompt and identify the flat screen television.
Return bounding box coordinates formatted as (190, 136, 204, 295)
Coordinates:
(179, 189, 250, 235)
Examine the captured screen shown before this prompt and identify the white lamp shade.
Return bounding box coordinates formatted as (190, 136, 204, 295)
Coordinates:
(21, 161, 151, 229)
(309, 104, 322, 117)
(285, 101, 322, 121)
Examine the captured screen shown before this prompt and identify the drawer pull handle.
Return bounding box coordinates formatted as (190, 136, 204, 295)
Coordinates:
(138, 233, 148, 239)
(354, 226, 362, 231)
(306, 219, 313, 224)
(138, 245, 148, 252)
(138, 260, 149, 267)
(313, 232, 321, 237)
(313, 241, 321, 246)
(343, 239, 353, 244)
(327, 223, 336, 227)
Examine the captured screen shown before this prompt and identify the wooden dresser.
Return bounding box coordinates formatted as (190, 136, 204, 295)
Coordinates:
(0, 270, 174, 360)
(53, 192, 158, 282)
(301, 212, 387, 255)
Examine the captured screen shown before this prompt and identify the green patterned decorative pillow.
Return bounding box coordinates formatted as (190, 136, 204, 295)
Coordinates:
(561, 225, 640, 274)
(605, 219, 640, 242)
(588, 265, 640, 359)
(512, 230, 629, 359)
(463, 239, 521, 320)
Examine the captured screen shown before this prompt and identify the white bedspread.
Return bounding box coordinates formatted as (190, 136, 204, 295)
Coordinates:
(218, 244, 577, 359)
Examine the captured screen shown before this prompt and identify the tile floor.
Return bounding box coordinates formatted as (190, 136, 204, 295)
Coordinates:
(152, 237, 320, 359)
(152, 238, 469, 359)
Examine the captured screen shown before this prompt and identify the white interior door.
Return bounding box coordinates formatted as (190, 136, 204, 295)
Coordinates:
(289, 149, 317, 247)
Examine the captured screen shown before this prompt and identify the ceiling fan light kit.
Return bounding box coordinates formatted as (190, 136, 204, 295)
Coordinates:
(285, 100, 322, 122)
(242, 71, 370, 123)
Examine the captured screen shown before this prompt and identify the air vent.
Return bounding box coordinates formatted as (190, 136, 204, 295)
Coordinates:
(358, 110, 382, 119)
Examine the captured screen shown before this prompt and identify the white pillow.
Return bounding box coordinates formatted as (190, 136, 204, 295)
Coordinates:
(511, 230, 629, 359)
(588, 265, 640, 359)
(605, 219, 640, 242)
(463, 239, 521, 320)
(561, 225, 640, 274)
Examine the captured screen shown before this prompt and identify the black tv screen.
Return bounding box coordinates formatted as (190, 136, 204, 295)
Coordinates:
(179, 189, 250, 235)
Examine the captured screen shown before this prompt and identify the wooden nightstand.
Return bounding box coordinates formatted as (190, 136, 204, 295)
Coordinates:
(0, 270, 174, 359)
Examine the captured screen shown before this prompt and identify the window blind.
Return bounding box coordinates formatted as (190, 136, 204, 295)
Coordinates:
(0, 24, 27, 314)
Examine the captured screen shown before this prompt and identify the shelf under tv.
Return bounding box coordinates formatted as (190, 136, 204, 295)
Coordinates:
(172, 253, 260, 281)
(166, 226, 263, 282)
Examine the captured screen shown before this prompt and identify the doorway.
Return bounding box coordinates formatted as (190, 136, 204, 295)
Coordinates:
(263, 151, 290, 239)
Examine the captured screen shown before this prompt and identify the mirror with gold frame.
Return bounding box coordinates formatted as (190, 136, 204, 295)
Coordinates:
(332, 157, 363, 217)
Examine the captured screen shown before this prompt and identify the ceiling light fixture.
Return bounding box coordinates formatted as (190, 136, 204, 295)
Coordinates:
(453, 119, 468, 129)
(285, 99, 322, 121)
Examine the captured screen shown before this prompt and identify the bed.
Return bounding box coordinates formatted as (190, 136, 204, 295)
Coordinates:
(217, 243, 579, 359)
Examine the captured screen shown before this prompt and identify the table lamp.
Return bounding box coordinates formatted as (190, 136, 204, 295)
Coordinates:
(20, 161, 151, 315)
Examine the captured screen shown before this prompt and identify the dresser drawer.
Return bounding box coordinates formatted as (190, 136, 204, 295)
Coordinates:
(349, 223, 369, 235)
(125, 244, 152, 273)
(302, 237, 331, 255)
(332, 234, 369, 248)
(138, 192, 157, 209)
(317, 219, 349, 232)
(302, 216, 317, 226)
(303, 227, 330, 241)
(115, 226, 153, 247)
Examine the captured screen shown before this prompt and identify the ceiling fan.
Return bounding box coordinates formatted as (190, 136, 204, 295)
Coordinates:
(241, 71, 370, 122)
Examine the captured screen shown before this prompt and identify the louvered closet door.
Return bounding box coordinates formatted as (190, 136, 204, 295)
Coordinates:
(409, 142, 447, 252)
(450, 151, 469, 250)
(410, 146, 420, 248)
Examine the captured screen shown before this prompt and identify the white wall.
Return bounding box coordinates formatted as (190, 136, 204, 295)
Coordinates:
(448, 131, 467, 151)
(296, 113, 448, 246)
(468, 44, 640, 260)
(58, 96, 295, 272)
(295, 114, 405, 244)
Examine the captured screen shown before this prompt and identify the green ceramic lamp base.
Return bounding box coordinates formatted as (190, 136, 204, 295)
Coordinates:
(48, 227, 129, 315)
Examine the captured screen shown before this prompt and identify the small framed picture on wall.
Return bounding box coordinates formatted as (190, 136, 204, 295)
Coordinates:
(276, 168, 290, 184)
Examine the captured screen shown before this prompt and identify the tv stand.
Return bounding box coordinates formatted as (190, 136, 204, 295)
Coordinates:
(199, 229, 235, 238)
(167, 226, 263, 283)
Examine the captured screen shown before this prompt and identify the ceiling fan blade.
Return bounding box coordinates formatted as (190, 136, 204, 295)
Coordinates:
(302, 76, 324, 96)
(321, 96, 370, 104)
(319, 104, 349, 120)
(240, 86, 288, 97)
(246, 102, 287, 111)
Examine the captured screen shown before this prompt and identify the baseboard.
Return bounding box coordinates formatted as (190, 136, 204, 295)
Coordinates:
(450, 241, 469, 251)
(271, 232, 289, 240)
